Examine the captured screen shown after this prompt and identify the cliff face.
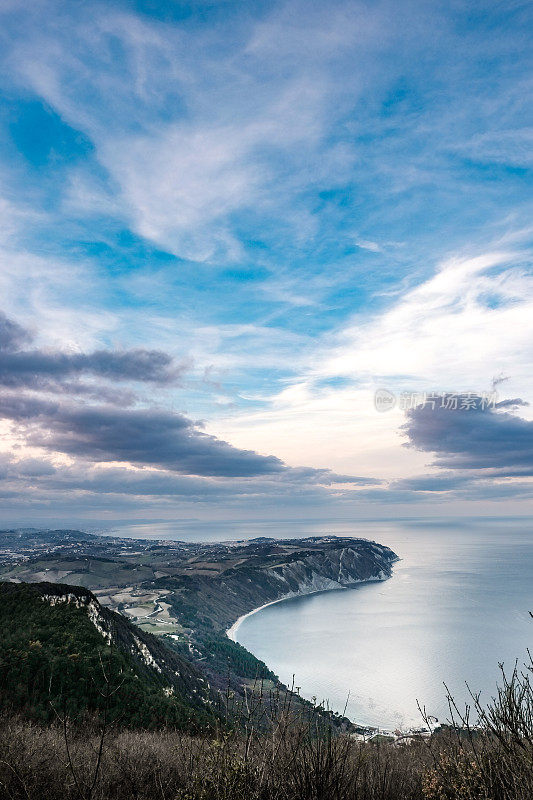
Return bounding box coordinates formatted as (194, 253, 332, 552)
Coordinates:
(153, 538, 398, 634)
(223, 542, 397, 639)
(0, 581, 210, 707)
(266, 543, 394, 596)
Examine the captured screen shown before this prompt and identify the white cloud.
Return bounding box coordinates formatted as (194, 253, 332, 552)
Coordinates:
(319, 251, 533, 393)
(1, 0, 532, 517)
(211, 248, 533, 485)
(0, 246, 119, 350)
(6, 4, 344, 261)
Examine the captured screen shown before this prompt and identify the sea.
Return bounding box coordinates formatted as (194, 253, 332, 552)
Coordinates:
(105, 517, 533, 731)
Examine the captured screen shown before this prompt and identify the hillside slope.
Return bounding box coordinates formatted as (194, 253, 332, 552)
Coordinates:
(0, 532, 398, 726)
(149, 537, 398, 632)
(0, 581, 213, 728)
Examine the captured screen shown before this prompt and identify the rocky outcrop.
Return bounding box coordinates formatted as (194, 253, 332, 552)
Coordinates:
(266, 543, 394, 597)
(149, 537, 398, 636)
(42, 590, 113, 644)
(0, 581, 209, 703)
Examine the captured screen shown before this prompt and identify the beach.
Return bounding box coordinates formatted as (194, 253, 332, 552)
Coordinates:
(226, 596, 293, 641)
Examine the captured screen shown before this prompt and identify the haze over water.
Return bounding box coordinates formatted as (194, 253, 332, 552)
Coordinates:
(235, 519, 533, 729)
(108, 517, 533, 731)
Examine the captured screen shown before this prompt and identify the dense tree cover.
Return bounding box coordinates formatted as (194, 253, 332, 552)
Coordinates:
(203, 635, 278, 681)
(0, 582, 213, 729)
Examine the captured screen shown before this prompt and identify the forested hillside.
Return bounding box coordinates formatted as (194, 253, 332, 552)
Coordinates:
(0, 581, 213, 729)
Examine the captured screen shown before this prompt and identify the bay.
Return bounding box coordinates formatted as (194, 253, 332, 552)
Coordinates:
(107, 517, 533, 730)
(233, 519, 533, 730)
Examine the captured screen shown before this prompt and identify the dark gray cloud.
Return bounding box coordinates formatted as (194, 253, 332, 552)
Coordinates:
(0, 453, 379, 520)
(14, 458, 57, 478)
(381, 397, 533, 503)
(3, 462, 343, 502)
(0, 395, 287, 477)
(0, 394, 379, 485)
(0, 311, 379, 503)
(0, 453, 56, 479)
(0, 311, 184, 387)
(403, 394, 533, 472)
(0, 348, 183, 387)
(47, 380, 139, 405)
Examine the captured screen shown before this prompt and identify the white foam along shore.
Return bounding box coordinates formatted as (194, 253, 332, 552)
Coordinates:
(226, 596, 291, 641)
(225, 582, 370, 642)
(225, 572, 391, 642)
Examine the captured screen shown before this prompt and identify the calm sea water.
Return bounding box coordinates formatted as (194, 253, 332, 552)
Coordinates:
(107, 517, 533, 730)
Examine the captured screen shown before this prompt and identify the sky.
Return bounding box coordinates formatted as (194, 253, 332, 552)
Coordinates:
(0, 0, 532, 526)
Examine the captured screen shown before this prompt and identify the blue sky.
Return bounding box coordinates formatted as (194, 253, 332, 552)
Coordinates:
(0, 0, 532, 524)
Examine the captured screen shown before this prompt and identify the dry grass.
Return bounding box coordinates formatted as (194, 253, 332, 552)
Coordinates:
(3, 660, 533, 800)
(0, 715, 431, 800)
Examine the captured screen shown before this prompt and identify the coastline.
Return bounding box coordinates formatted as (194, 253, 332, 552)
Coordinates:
(225, 575, 399, 732)
(226, 595, 299, 641)
(225, 572, 393, 643)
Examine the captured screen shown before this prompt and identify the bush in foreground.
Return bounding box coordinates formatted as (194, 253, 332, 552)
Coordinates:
(2, 659, 533, 799)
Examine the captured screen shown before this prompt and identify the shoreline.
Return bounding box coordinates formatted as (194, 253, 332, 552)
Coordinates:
(225, 575, 392, 642)
(225, 576, 405, 733)
(226, 594, 305, 641)
(228, 583, 388, 641)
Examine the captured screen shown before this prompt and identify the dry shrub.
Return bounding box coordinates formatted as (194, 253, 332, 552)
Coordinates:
(0, 713, 430, 800)
(3, 658, 533, 800)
